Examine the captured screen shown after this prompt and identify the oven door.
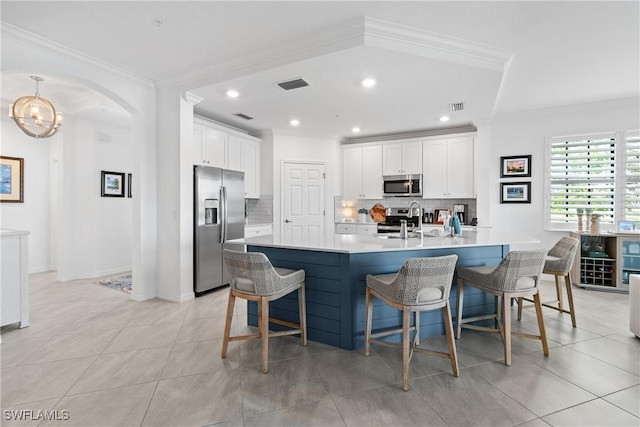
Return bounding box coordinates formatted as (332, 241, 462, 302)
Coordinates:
(377, 223, 400, 233)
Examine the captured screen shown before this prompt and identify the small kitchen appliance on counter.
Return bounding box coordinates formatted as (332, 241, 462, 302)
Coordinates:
(377, 207, 422, 233)
(453, 204, 468, 225)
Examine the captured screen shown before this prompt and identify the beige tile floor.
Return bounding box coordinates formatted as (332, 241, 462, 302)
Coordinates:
(1, 271, 638, 426)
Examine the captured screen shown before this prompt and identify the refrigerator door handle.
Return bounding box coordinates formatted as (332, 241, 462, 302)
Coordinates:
(221, 185, 228, 243)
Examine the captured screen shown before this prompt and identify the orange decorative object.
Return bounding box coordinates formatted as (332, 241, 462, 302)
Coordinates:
(370, 203, 386, 223)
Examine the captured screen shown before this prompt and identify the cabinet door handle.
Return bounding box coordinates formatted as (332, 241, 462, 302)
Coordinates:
(284, 219, 292, 223)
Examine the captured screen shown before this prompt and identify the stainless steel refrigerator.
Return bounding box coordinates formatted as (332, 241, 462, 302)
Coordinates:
(194, 165, 245, 295)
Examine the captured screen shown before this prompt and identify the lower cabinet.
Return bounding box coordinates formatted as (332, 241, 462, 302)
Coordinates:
(1, 230, 30, 328)
(336, 223, 357, 234)
(570, 232, 629, 292)
(357, 224, 377, 235)
(335, 223, 377, 235)
(245, 224, 273, 238)
(617, 235, 640, 290)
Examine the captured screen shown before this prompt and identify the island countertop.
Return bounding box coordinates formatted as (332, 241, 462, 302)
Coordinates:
(231, 228, 539, 254)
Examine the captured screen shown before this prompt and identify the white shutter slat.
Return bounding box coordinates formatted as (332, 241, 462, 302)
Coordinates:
(547, 134, 617, 225)
(624, 132, 640, 220)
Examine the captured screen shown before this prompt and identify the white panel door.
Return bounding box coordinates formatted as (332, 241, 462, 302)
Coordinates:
(227, 135, 243, 172)
(361, 145, 383, 198)
(382, 144, 403, 175)
(342, 147, 364, 198)
(193, 123, 205, 165)
(422, 139, 447, 198)
(447, 136, 475, 198)
(204, 128, 227, 168)
(283, 162, 325, 244)
(402, 142, 423, 174)
(243, 140, 260, 198)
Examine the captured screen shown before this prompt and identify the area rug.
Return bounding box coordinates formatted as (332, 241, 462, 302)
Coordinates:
(95, 274, 132, 294)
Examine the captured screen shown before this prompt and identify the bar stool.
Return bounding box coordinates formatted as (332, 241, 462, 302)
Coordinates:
(364, 255, 459, 391)
(221, 249, 307, 373)
(456, 249, 548, 366)
(517, 237, 580, 327)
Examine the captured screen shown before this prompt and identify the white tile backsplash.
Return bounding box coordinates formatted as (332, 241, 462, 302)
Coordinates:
(334, 197, 477, 224)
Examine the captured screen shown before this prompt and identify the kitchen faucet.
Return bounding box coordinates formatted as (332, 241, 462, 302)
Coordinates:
(408, 201, 423, 234)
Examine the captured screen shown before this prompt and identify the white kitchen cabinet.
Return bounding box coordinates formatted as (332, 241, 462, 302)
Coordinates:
(193, 121, 228, 167)
(194, 118, 261, 198)
(229, 134, 261, 198)
(227, 135, 243, 172)
(342, 145, 382, 199)
(357, 224, 377, 235)
(1, 230, 29, 328)
(245, 224, 273, 238)
(382, 141, 422, 175)
(243, 138, 260, 199)
(422, 136, 474, 198)
(336, 223, 357, 234)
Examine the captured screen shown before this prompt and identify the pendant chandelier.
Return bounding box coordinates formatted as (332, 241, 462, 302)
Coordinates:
(9, 76, 63, 138)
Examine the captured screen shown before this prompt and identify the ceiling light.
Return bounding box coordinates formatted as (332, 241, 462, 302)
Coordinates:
(361, 78, 376, 88)
(352, 127, 361, 133)
(8, 76, 63, 138)
(226, 90, 239, 98)
(440, 116, 450, 122)
(290, 119, 300, 126)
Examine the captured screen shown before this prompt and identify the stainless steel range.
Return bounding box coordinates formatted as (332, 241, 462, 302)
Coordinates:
(377, 207, 422, 233)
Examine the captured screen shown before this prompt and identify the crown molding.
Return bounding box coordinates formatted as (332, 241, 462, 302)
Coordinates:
(1, 22, 154, 88)
(166, 16, 512, 92)
(363, 17, 512, 72)
(161, 17, 366, 90)
(341, 124, 477, 144)
(184, 92, 204, 106)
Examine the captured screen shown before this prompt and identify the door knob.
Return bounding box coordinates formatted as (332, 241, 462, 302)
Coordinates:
(284, 219, 292, 223)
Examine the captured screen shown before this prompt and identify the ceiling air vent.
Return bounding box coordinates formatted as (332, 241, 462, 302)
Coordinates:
(276, 78, 309, 91)
(450, 102, 464, 112)
(233, 113, 254, 120)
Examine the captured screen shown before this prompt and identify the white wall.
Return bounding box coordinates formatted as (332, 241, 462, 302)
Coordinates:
(1, 112, 133, 278)
(2, 29, 158, 300)
(268, 130, 341, 236)
(487, 97, 640, 250)
(0, 116, 55, 273)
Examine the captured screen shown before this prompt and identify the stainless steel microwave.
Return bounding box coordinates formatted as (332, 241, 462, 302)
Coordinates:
(382, 174, 423, 197)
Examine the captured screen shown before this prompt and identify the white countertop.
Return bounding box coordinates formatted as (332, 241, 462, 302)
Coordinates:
(231, 228, 539, 254)
(1, 229, 30, 237)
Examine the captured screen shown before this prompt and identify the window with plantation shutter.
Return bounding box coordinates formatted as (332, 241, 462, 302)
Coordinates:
(545, 130, 640, 231)
(546, 133, 617, 229)
(623, 131, 640, 221)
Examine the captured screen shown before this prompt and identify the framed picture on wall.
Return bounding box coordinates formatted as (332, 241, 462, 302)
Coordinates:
(500, 155, 531, 178)
(500, 182, 531, 203)
(101, 171, 125, 197)
(127, 173, 132, 198)
(0, 156, 24, 203)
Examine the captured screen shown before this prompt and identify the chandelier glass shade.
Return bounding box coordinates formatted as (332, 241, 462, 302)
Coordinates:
(9, 76, 63, 139)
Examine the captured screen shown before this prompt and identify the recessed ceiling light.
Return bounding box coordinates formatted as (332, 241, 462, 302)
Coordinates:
(290, 119, 300, 126)
(440, 116, 450, 122)
(226, 90, 239, 98)
(361, 78, 376, 88)
(352, 127, 361, 133)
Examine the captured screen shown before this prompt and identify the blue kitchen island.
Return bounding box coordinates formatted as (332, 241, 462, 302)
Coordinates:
(235, 229, 539, 350)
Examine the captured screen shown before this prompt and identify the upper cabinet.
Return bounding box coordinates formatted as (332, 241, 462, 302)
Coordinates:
(194, 122, 227, 168)
(194, 117, 261, 198)
(342, 145, 383, 199)
(382, 141, 422, 175)
(422, 136, 474, 199)
(239, 137, 261, 199)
